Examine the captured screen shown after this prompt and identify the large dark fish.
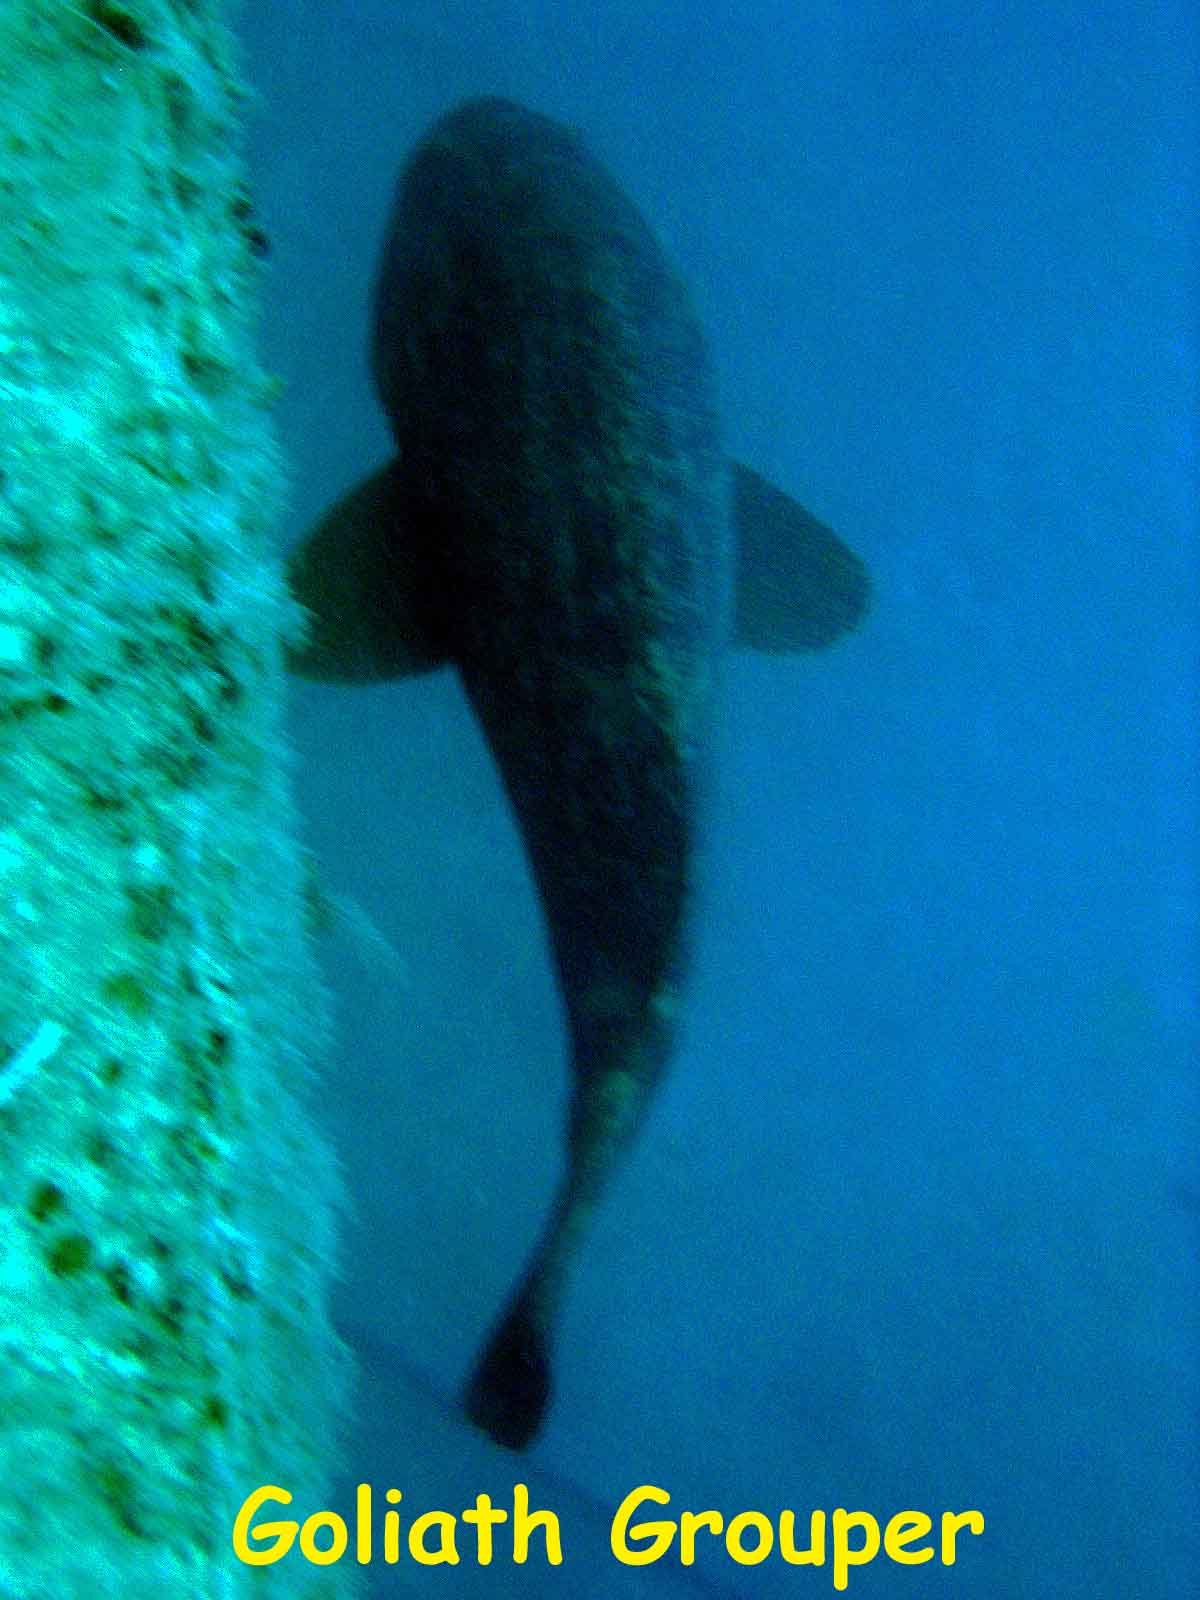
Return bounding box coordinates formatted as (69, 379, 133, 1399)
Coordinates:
(287, 97, 870, 1450)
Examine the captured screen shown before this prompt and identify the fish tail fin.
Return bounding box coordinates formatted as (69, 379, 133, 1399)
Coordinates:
(465, 1060, 651, 1450)
(464, 1282, 552, 1451)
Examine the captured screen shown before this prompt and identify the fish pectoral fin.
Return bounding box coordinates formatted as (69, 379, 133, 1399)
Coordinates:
(732, 459, 872, 652)
(285, 457, 446, 683)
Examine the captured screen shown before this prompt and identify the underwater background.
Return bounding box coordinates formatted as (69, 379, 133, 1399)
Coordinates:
(242, 2, 1196, 1595)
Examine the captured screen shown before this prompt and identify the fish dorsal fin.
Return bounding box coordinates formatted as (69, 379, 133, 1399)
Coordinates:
(732, 460, 871, 652)
(285, 458, 446, 683)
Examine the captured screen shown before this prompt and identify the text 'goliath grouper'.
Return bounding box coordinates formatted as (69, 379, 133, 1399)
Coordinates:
(287, 97, 871, 1450)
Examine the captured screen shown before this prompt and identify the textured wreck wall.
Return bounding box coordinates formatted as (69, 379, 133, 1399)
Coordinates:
(0, 4, 352, 1594)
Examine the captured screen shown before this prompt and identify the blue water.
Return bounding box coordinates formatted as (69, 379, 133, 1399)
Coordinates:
(242, 4, 1198, 1595)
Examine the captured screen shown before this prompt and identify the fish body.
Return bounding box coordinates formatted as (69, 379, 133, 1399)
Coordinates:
(287, 98, 870, 1449)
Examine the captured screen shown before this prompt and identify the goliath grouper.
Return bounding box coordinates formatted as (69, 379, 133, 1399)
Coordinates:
(286, 97, 871, 1450)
